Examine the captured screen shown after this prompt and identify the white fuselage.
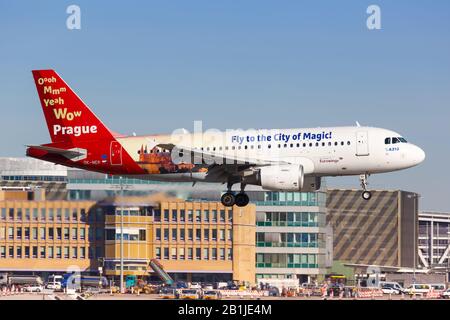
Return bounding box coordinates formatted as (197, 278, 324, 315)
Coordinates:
(118, 126, 425, 183)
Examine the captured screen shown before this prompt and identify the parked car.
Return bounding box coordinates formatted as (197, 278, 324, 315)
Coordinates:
(202, 290, 222, 300)
(202, 283, 214, 290)
(429, 283, 446, 291)
(23, 285, 44, 292)
(189, 282, 202, 289)
(440, 288, 450, 299)
(179, 289, 200, 300)
(379, 281, 405, 294)
(159, 287, 179, 299)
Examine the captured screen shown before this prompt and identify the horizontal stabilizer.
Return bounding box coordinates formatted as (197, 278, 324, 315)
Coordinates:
(27, 145, 87, 161)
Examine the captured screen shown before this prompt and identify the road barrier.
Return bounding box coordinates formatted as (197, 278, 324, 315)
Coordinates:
(219, 290, 268, 298)
(356, 288, 383, 299)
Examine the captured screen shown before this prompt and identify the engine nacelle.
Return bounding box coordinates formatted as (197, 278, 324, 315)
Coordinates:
(258, 165, 321, 192)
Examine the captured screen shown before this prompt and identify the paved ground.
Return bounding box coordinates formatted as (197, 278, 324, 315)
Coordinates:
(0, 293, 446, 300)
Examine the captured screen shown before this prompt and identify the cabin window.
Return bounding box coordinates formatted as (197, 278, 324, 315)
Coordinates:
(334, 142, 338, 146)
(322, 142, 325, 147)
(328, 142, 332, 146)
(347, 141, 351, 145)
(392, 137, 400, 144)
(309, 143, 312, 147)
(296, 143, 300, 148)
(268, 144, 271, 149)
(341, 141, 344, 146)
(385, 138, 391, 144)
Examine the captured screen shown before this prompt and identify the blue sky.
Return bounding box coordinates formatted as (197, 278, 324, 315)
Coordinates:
(0, 1, 449, 210)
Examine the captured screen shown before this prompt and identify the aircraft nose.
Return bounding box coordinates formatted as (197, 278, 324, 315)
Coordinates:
(412, 145, 426, 165)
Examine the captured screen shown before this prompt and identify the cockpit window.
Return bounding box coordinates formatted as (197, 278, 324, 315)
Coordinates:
(392, 137, 400, 144)
(399, 137, 407, 143)
(385, 138, 391, 144)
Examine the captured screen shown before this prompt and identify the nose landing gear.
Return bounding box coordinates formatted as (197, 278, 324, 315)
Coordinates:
(360, 173, 372, 200)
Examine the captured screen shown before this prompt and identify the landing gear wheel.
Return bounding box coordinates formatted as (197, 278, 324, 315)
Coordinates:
(235, 193, 250, 207)
(221, 192, 236, 207)
(362, 191, 372, 200)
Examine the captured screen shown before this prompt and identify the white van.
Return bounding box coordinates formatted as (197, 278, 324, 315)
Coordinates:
(46, 275, 63, 290)
(429, 283, 446, 291)
(404, 284, 430, 296)
(379, 281, 404, 294)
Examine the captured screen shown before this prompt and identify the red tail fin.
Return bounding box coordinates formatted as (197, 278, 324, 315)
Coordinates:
(32, 70, 113, 144)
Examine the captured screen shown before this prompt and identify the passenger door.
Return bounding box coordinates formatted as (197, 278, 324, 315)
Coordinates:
(356, 131, 369, 156)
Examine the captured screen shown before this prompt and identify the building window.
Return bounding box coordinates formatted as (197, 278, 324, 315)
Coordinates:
(48, 227, 54, 240)
(17, 209, 22, 221)
(48, 247, 54, 259)
(227, 248, 232, 260)
(212, 229, 217, 241)
(187, 248, 193, 260)
(32, 246, 38, 258)
(139, 230, 146, 241)
(9, 246, 14, 258)
(9, 208, 14, 221)
(203, 248, 209, 260)
(80, 209, 87, 222)
(40, 246, 46, 258)
(24, 246, 30, 258)
(171, 247, 177, 259)
(195, 248, 201, 260)
(188, 210, 193, 222)
(188, 229, 193, 241)
(220, 210, 225, 222)
(179, 248, 185, 260)
(180, 229, 185, 241)
(155, 247, 161, 259)
(72, 209, 78, 222)
(163, 247, 169, 260)
(40, 227, 45, 240)
(72, 228, 78, 240)
(195, 210, 201, 222)
(212, 248, 217, 260)
(105, 229, 115, 241)
(164, 228, 169, 241)
(219, 248, 225, 260)
(212, 210, 217, 222)
(64, 209, 70, 221)
(180, 210, 185, 222)
(64, 228, 69, 240)
(219, 229, 225, 241)
(25, 209, 30, 221)
(24, 227, 30, 240)
(155, 228, 161, 241)
(227, 229, 232, 241)
(171, 210, 177, 222)
(164, 210, 169, 222)
(48, 209, 54, 221)
(80, 228, 85, 240)
(72, 247, 77, 259)
(204, 229, 209, 241)
(56, 209, 62, 221)
(0, 246, 6, 258)
(64, 247, 69, 259)
(32, 227, 37, 240)
(40, 208, 46, 221)
(17, 227, 22, 240)
(203, 210, 209, 222)
(171, 229, 177, 241)
(1, 208, 6, 220)
(196, 229, 201, 241)
(8, 227, 14, 240)
(154, 209, 161, 222)
(16, 247, 22, 258)
(80, 247, 85, 259)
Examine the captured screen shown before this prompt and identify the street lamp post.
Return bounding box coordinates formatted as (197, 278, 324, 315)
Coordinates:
(408, 193, 421, 286)
(119, 176, 124, 294)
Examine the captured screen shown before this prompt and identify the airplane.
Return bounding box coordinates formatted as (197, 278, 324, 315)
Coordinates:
(26, 70, 426, 207)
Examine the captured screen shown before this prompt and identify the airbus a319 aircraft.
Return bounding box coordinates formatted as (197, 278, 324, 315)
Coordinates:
(26, 70, 425, 207)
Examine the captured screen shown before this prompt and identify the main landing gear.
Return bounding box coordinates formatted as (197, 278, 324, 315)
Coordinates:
(221, 183, 250, 207)
(360, 173, 372, 200)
